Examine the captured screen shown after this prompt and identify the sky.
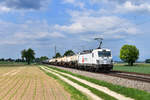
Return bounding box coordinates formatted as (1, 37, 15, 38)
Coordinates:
(0, 0, 150, 61)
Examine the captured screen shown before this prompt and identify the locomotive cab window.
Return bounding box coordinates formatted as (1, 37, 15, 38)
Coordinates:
(98, 51, 111, 57)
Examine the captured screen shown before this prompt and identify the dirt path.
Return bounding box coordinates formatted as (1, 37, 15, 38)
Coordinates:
(41, 66, 103, 100)
(0, 66, 70, 100)
(42, 66, 134, 100)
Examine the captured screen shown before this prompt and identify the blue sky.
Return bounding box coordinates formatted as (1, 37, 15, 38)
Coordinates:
(0, 0, 150, 61)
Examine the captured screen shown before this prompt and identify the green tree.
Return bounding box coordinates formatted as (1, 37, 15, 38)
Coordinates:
(40, 56, 49, 62)
(54, 52, 61, 58)
(21, 48, 35, 64)
(145, 59, 150, 63)
(63, 50, 75, 56)
(120, 45, 139, 66)
(35, 58, 40, 63)
(21, 49, 26, 60)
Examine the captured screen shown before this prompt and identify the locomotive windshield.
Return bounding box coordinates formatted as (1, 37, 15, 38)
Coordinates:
(98, 51, 111, 57)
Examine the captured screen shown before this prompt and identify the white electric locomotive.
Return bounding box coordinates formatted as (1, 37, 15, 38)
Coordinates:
(78, 48, 113, 71)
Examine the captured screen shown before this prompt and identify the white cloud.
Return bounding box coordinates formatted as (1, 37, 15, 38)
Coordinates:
(88, 0, 150, 14)
(0, 20, 65, 45)
(0, 5, 10, 12)
(63, 0, 85, 9)
(55, 14, 138, 34)
(89, 0, 146, 5)
(49, 32, 66, 38)
(115, 1, 150, 13)
(63, 0, 75, 3)
(54, 9, 139, 42)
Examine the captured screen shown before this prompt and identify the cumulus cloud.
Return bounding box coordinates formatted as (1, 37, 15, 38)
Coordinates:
(0, 0, 50, 12)
(89, 0, 150, 14)
(54, 10, 138, 42)
(89, 0, 146, 4)
(0, 20, 65, 45)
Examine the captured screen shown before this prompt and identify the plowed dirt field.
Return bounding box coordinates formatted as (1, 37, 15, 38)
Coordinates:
(0, 66, 70, 100)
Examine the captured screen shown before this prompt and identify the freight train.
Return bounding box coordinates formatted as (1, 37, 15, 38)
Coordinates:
(47, 48, 113, 72)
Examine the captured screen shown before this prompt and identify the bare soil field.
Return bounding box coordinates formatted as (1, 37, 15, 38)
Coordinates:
(0, 66, 70, 100)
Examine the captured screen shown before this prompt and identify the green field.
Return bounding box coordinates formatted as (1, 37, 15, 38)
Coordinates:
(0, 61, 27, 65)
(113, 63, 150, 74)
(0, 61, 38, 67)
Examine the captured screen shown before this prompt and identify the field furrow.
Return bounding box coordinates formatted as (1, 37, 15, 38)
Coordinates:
(0, 66, 71, 100)
(0, 78, 21, 100)
(6, 77, 25, 100)
(12, 79, 30, 100)
(0, 76, 19, 97)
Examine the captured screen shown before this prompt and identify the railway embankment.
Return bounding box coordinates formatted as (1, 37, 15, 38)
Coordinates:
(40, 65, 150, 100)
(47, 65, 150, 93)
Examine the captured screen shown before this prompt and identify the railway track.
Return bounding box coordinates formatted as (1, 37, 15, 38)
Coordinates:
(105, 71, 150, 83)
(45, 64, 150, 83)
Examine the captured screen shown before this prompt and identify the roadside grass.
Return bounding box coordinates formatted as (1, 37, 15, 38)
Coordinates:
(45, 65, 150, 100)
(39, 67, 89, 100)
(45, 67, 117, 100)
(114, 64, 150, 74)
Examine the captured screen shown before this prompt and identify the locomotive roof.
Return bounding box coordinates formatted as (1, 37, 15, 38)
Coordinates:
(80, 49, 93, 54)
(80, 48, 110, 55)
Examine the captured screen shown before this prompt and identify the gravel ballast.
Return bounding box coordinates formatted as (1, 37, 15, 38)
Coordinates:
(49, 65, 150, 93)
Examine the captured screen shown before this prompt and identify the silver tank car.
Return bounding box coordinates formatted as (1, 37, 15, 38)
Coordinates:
(48, 48, 113, 72)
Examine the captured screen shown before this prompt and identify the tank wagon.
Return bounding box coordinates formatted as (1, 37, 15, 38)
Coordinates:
(48, 48, 113, 72)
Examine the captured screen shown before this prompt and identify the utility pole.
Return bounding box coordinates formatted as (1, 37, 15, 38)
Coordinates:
(94, 38, 103, 49)
(54, 45, 56, 57)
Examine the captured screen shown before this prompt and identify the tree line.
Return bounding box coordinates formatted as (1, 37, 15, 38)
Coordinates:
(0, 45, 150, 65)
(20, 48, 75, 64)
(54, 50, 75, 58)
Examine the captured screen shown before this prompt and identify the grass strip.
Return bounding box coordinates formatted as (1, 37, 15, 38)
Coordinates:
(45, 65, 150, 100)
(39, 67, 89, 100)
(47, 67, 117, 100)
